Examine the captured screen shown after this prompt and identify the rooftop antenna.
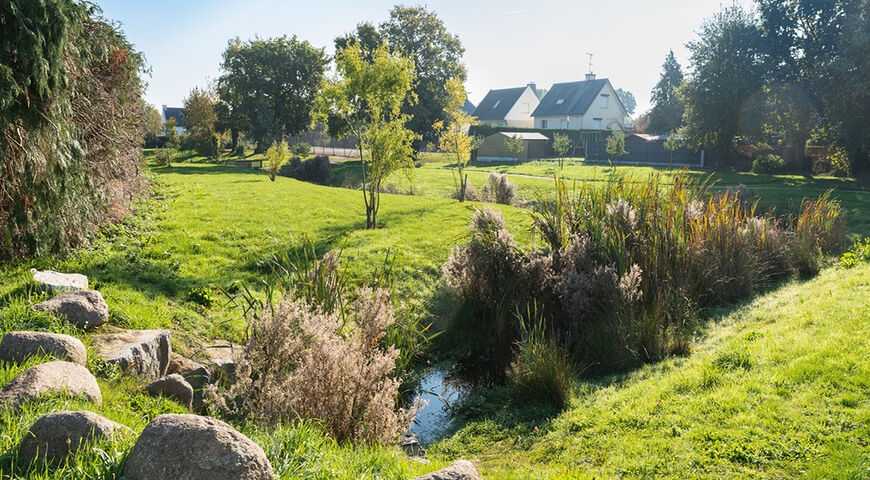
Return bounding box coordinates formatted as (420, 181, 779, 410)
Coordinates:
(586, 52, 593, 74)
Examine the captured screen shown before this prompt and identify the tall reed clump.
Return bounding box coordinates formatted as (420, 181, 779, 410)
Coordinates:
(444, 172, 845, 377)
(210, 241, 433, 445)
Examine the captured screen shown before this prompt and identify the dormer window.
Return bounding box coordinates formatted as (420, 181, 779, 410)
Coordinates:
(556, 99, 565, 105)
(492, 100, 500, 109)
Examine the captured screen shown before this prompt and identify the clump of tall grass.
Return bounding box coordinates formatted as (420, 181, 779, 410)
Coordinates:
(444, 172, 845, 376)
(481, 171, 517, 205)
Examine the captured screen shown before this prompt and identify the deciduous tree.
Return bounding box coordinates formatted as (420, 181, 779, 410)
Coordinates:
(434, 77, 477, 202)
(615, 89, 637, 115)
(318, 44, 418, 229)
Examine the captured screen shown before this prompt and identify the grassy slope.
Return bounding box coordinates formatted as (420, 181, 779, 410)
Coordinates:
(2, 154, 869, 478)
(429, 263, 870, 479)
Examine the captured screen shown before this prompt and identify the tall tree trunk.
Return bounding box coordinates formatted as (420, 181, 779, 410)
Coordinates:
(231, 128, 239, 150)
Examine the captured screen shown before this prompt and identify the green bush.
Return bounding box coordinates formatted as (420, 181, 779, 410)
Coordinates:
(752, 153, 785, 173)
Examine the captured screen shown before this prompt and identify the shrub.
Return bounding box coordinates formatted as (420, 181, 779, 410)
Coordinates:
(208, 288, 418, 445)
(0, 1, 146, 260)
(265, 142, 290, 181)
(154, 148, 176, 167)
(291, 142, 311, 158)
(279, 156, 331, 184)
(452, 183, 481, 202)
(840, 237, 870, 268)
(752, 153, 785, 173)
(444, 173, 845, 377)
(481, 171, 517, 205)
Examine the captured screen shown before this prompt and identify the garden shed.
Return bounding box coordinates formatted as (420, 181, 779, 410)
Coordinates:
(476, 132, 551, 161)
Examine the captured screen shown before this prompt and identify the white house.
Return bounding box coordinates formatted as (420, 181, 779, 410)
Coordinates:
(161, 105, 186, 136)
(532, 74, 628, 130)
(471, 84, 540, 128)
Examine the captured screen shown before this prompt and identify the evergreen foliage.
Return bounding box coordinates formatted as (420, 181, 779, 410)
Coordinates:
(0, 0, 146, 260)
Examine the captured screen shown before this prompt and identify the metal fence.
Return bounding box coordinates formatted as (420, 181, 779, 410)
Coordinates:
(586, 140, 714, 167)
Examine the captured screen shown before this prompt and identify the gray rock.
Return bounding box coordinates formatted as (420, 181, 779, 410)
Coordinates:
(400, 433, 426, 458)
(166, 354, 212, 412)
(18, 410, 132, 466)
(412, 460, 483, 480)
(31, 269, 88, 293)
(0, 361, 102, 410)
(92, 329, 170, 379)
(123, 414, 274, 480)
(0, 331, 87, 365)
(32, 290, 109, 329)
(203, 340, 241, 382)
(145, 374, 193, 409)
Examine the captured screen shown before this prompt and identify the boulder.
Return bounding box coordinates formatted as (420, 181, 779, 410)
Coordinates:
(92, 329, 170, 379)
(145, 374, 194, 409)
(166, 354, 213, 412)
(167, 354, 205, 376)
(32, 290, 109, 329)
(203, 340, 241, 382)
(31, 269, 88, 293)
(412, 460, 483, 480)
(0, 361, 102, 410)
(123, 414, 274, 480)
(0, 331, 87, 365)
(400, 433, 426, 458)
(18, 410, 131, 466)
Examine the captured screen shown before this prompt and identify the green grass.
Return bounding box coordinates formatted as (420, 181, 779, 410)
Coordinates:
(426, 262, 870, 478)
(1, 149, 869, 478)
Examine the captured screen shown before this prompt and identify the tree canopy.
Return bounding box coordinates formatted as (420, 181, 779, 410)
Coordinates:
(615, 89, 637, 115)
(647, 50, 685, 135)
(218, 36, 327, 151)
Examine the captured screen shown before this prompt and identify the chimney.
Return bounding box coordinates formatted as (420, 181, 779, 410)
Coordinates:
(585, 73, 596, 81)
(527, 82, 537, 94)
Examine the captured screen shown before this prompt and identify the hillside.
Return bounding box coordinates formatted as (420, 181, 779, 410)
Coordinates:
(0, 160, 868, 478)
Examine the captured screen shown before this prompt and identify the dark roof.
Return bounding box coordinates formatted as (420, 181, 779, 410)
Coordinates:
(163, 107, 185, 127)
(472, 87, 526, 120)
(461, 98, 476, 115)
(531, 79, 609, 117)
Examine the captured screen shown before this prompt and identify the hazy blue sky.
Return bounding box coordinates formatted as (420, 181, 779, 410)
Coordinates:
(94, 0, 748, 115)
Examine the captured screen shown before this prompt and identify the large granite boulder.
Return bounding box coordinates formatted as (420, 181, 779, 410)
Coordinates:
(18, 410, 131, 466)
(91, 329, 170, 379)
(0, 331, 87, 365)
(31, 269, 88, 293)
(123, 414, 274, 480)
(145, 374, 193, 410)
(412, 460, 484, 480)
(203, 340, 241, 382)
(0, 361, 102, 410)
(32, 290, 109, 329)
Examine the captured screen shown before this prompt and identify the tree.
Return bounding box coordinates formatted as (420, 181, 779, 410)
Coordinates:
(504, 135, 525, 163)
(334, 22, 383, 59)
(434, 77, 478, 202)
(218, 36, 327, 152)
(144, 106, 162, 145)
(318, 43, 418, 229)
(552, 133, 572, 169)
(159, 117, 179, 166)
(265, 142, 290, 181)
(182, 87, 218, 156)
(606, 130, 627, 159)
(679, 7, 767, 164)
(535, 88, 549, 101)
(380, 5, 466, 149)
(647, 50, 685, 134)
(615, 88, 637, 115)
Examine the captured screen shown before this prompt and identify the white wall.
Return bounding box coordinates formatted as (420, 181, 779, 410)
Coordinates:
(532, 81, 627, 130)
(503, 86, 539, 128)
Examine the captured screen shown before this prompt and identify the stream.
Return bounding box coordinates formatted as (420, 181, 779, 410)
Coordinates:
(407, 367, 464, 445)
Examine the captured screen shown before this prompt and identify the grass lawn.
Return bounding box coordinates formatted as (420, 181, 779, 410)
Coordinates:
(427, 262, 870, 478)
(1, 150, 869, 478)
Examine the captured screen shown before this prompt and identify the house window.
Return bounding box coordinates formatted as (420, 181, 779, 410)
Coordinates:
(523, 102, 530, 113)
(600, 95, 609, 108)
(492, 100, 500, 109)
(541, 119, 548, 128)
(556, 98, 565, 105)
(593, 118, 602, 129)
(560, 119, 568, 129)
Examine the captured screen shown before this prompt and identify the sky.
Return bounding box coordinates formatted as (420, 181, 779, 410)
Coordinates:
(94, 0, 748, 116)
